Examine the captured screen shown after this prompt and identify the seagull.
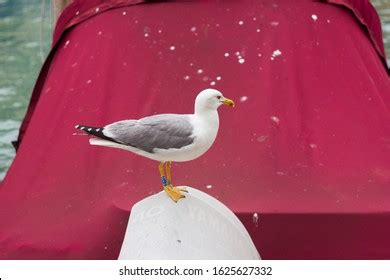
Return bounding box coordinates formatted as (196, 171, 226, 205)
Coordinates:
(75, 88, 234, 202)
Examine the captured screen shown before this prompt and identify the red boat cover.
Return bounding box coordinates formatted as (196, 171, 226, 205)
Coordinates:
(1, 0, 389, 259)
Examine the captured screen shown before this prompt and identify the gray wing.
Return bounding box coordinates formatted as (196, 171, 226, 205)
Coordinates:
(103, 114, 195, 153)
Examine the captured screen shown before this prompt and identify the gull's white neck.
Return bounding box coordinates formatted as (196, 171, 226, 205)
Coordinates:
(193, 107, 220, 144)
(186, 103, 220, 161)
(194, 107, 219, 123)
(193, 101, 220, 138)
(190, 107, 219, 159)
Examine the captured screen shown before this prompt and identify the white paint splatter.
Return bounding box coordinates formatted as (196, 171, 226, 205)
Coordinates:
(95, 7, 100, 13)
(270, 115, 280, 124)
(190, 27, 197, 32)
(257, 135, 269, 142)
(122, 11, 127, 15)
(98, 31, 102, 35)
(240, 96, 248, 102)
(210, 81, 216, 86)
(197, 69, 203, 74)
(158, 29, 162, 34)
(86, 80, 92, 84)
(206, 185, 213, 189)
(273, 49, 282, 56)
(238, 58, 245, 64)
(224, 52, 230, 57)
(253, 17, 257, 21)
(238, 20, 244, 25)
(75, 11, 80, 16)
(326, 19, 331, 23)
(169, 45, 175, 51)
(144, 33, 149, 37)
(252, 213, 259, 227)
(216, 76, 222, 81)
(184, 75, 190, 80)
(312, 14, 318, 21)
(256, 28, 261, 33)
(270, 21, 279, 27)
(271, 49, 282, 60)
(309, 143, 318, 149)
(64, 40, 70, 48)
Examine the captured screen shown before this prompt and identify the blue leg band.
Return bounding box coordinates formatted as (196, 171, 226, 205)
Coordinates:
(161, 176, 167, 186)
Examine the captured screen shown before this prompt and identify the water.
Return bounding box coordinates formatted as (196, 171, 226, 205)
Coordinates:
(0, 0, 52, 179)
(374, 0, 390, 66)
(0, 0, 388, 180)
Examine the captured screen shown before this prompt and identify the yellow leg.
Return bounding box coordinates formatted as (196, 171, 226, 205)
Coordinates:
(166, 161, 188, 194)
(160, 161, 187, 203)
(165, 161, 172, 185)
(158, 162, 167, 186)
(158, 162, 165, 177)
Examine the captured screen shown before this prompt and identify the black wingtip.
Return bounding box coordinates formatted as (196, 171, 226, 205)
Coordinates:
(75, 124, 103, 134)
(74, 124, 122, 144)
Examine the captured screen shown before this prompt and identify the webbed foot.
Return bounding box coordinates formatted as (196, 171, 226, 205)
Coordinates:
(163, 185, 188, 202)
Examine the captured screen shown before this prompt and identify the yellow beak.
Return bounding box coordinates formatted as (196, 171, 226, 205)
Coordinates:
(221, 97, 235, 107)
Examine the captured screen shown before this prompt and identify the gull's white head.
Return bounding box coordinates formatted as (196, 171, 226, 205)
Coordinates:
(194, 88, 235, 114)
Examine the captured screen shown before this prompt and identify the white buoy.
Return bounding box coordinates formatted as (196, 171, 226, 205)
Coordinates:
(118, 187, 260, 260)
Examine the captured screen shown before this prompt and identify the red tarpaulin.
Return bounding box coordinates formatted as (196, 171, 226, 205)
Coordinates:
(0, 0, 389, 259)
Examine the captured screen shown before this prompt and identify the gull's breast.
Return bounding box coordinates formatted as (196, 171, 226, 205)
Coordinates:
(188, 112, 220, 158)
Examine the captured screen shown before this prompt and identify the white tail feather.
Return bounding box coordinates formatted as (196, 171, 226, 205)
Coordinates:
(89, 138, 121, 148)
(89, 138, 142, 155)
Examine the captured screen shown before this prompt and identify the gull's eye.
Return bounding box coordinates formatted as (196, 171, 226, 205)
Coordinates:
(216, 96, 221, 100)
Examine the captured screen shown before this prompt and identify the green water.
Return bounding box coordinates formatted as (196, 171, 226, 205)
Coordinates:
(376, 0, 390, 65)
(0, 0, 52, 179)
(0, 0, 389, 180)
